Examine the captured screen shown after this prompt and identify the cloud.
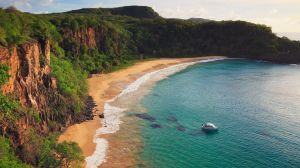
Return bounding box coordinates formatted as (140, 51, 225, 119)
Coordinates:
(222, 0, 300, 5)
(270, 9, 279, 15)
(38, 0, 56, 7)
(157, 6, 208, 19)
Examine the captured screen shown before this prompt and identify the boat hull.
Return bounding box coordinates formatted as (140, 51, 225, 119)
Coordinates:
(201, 127, 218, 133)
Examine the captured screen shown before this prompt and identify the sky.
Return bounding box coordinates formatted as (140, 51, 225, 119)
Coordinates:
(0, 0, 299, 33)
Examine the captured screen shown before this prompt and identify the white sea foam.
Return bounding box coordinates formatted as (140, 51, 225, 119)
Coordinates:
(85, 139, 108, 168)
(85, 58, 225, 168)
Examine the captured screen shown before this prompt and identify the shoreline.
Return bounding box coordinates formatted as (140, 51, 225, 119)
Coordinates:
(58, 56, 226, 167)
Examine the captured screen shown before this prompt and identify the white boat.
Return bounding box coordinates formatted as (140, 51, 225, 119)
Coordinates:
(201, 122, 218, 132)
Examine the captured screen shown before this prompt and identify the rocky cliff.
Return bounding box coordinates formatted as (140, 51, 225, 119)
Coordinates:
(63, 27, 98, 49)
(0, 37, 92, 126)
(0, 40, 55, 108)
(0, 40, 59, 136)
(61, 26, 122, 57)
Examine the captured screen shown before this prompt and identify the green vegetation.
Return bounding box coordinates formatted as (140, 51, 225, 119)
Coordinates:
(0, 65, 19, 134)
(47, 14, 135, 73)
(0, 66, 29, 167)
(109, 6, 161, 19)
(0, 8, 60, 46)
(67, 5, 160, 19)
(56, 141, 84, 167)
(60, 6, 300, 63)
(0, 62, 84, 168)
(0, 93, 18, 122)
(0, 5, 300, 167)
(126, 19, 300, 62)
(1, 5, 299, 65)
(19, 132, 83, 168)
(0, 137, 31, 168)
(0, 64, 9, 86)
(51, 54, 87, 114)
(0, 128, 83, 168)
(51, 55, 87, 97)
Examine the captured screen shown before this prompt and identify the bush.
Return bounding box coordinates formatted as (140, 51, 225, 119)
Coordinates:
(38, 136, 60, 168)
(51, 55, 87, 114)
(0, 9, 61, 45)
(0, 93, 18, 121)
(0, 64, 18, 123)
(20, 130, 44, 165)
(0, 137, 30, 168)
(56, 141, 84, 167)
(0, 27, 6, 46)
(50, 55, 87, 97)
(19, 132, 84, 168)
(0, 65, 9, 85)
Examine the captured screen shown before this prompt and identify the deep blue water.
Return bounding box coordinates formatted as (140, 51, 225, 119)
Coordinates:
(135, 59, 300, 168)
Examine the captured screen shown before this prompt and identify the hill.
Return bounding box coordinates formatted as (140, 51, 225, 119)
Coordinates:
(0, 5, 300, 167)
(188, 17, 213, 23)
(67, 5, 161, 19)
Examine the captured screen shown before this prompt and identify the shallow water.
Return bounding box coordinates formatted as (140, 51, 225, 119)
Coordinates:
(86, 59, 224, 167)
(133, 59, 300, 168)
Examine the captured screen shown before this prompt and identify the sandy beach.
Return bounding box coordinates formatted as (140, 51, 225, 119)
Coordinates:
(58, 56, 225, 167)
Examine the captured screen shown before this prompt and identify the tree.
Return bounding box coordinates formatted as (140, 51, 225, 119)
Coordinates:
(0, 27, 6, 46)
(0, 137, 30, 168)
(71, 19, 79, 31)
(38, 136, 60, 168)
(0, 65, 9, 85)
(56, 142, 84, 168)
(0, 64, 18, 135)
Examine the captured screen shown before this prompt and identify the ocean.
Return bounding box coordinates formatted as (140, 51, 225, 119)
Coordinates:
(131, 59, 300, 168)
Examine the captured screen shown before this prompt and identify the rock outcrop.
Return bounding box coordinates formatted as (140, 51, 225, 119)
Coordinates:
(61, 26, 121, 57)
(63, 27, 98, 49)
(0, 40, 59, 139)
(0, 40, 55, 110)
(0, 39, 92, 145)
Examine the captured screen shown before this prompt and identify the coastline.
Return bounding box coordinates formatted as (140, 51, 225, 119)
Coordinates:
(58, 56, 226, 167)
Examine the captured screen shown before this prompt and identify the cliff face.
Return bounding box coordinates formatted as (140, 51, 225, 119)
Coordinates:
(0, 40, 55, 109)
(0, 40, 58, 135)
(61, 26, 122, 57)
(0, 38, 91, 138)
(63, 27, 98, 48)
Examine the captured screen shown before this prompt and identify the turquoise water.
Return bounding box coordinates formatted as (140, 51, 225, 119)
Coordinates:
(135, 59, 300, 168)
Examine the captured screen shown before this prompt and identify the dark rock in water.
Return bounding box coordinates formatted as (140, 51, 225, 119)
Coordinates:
(189, 130, 205, 136)
(135, 113, 156, 122)
(176, 125, 186, 132)
(257, 131, 272, 138)
(99, 113, 104, 118)
(167, 115, 178, 122)
(153, 93, 160, 97)
(150, 124, 162, 128)
(202, 130, 218, 135)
